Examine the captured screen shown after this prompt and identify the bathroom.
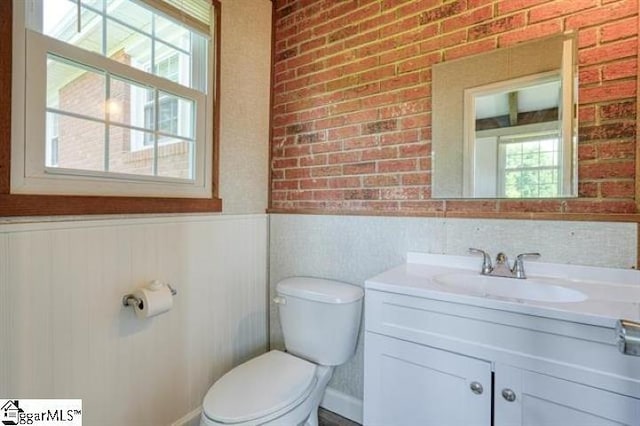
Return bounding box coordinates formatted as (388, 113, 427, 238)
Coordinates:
(1, 0, 639, 424)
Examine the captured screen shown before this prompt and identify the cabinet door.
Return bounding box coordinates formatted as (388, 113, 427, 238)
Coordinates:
(363, 332, 492, 426)
(495, 364, 640, 426)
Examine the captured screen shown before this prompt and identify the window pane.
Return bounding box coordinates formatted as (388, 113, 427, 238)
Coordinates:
(47, 55, 106, 120)
(43, 1, 103, 54)
(108, 76, 154, 130)
(158, 91, 194, 139)
(108, 126, 154, 176)
(155, 43, 190, 86)
(106, 0, 152, 35)
(47, 113, 105, 172)
(157, 139, 194, 179)
(106, 19, 152, 71)
(155, 14, 191, 51)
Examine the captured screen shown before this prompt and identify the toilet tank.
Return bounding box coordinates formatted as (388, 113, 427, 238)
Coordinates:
(276, 277, 364, 366)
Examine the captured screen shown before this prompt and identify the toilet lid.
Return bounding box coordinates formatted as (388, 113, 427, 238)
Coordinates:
(203, 350, 317, 424)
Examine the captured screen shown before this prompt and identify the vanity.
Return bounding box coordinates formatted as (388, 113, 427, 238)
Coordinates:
(363, 252, 640, 426)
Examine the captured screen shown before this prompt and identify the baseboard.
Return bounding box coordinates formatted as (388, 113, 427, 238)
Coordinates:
(171, 407, 202, 426)
(320, 387, 363, 424)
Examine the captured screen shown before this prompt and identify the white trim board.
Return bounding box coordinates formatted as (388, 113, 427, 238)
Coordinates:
(320, 387, 363, 424)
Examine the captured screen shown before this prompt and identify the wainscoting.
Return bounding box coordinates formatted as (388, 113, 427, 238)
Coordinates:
(0, 214, 268, 425)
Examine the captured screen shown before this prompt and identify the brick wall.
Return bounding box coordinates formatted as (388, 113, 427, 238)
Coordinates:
(271, 0, 639, 215)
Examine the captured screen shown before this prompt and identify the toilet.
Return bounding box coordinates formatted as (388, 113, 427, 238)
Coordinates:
(200, 277, 364, 426)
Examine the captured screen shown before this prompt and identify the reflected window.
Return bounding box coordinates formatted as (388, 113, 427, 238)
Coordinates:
(499, 132, 561, 198)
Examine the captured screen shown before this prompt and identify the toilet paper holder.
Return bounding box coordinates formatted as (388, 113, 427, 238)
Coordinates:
(122, 283, 177, 309)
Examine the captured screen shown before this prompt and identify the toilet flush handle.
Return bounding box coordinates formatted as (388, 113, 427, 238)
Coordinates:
(273, 296, 287, 305)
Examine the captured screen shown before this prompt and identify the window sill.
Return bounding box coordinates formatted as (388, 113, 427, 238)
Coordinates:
(0, 193, 222, 216)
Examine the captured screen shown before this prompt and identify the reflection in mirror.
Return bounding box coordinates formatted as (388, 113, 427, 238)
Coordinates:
(432, 33, 577, 199)
(464, 72, 570, 198)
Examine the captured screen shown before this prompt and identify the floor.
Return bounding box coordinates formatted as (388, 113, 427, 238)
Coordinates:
(318, 408, 360, 426)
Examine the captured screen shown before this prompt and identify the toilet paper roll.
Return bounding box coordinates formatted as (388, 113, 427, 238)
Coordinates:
(133, 282, 173, 319)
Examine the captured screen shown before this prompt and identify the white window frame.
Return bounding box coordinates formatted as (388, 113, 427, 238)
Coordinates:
(11, 0, 214, 198)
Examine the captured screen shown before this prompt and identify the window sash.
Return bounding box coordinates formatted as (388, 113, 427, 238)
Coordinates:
(17, 28, 210, 197)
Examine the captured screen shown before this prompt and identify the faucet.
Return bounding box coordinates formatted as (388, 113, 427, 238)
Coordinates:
(469, 248, 540, 279)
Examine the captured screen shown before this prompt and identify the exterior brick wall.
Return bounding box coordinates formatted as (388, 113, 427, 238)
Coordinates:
(271, 0, 639, 214)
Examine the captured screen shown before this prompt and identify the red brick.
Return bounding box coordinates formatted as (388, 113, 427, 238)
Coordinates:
(601, 17, 638, 43)
(329, 151, 362, 164)
(328, 177, 362, 188)
(600, 181, 635, 198)
(578, 28, 598, 49)
(529, 0, 597, 24)
(399, 143, 430, 157)
(597, 140, 636, 160)
(343, 162, 376, 175)
(563, 200, 637, 213)
(445, 38, 497, 61)
(579, 105, 596, 122)
(300, 178, 329, 189)
(343, 135, 378, 150)
(361, 147, 398, 161)
(364, 174, 400, 187)
(420, 30, 467, 53)
(468, 13, 526, 41)
(311, 165, 343, 177)
(579, 67, 600, 85)
(578, 181, 598, 197)
(378, 159, 417, 173)
(578, 161, 635, 179)
(566, 0, 638, 30)
(300, 154, 328, 166)
(273, 158, 299, 169)
(442, 6, 493, 33)
(445, 200, 498, 212)
(328, 125, 361, 140)
(380, 187, 421, 200)
(579, 80, 637, 104)
(497, 0, 548, 15)
(402, 173, 430, 185)
(599, 100, 637, 120)
(498, 200, 563, 213)
(285, 167, 312, 180)
(579, 39, 637, 66)
(499, 20, 563, 47)
(602, 59, 638, 81)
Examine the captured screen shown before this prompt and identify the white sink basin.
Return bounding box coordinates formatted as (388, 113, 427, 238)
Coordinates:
(433, 273, 588, 303)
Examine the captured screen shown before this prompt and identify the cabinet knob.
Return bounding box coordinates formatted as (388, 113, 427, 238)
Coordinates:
(501, 388, 516, 402)
(469, 381, 483, 395)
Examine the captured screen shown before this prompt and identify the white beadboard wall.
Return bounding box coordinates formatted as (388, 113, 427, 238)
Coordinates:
(0, 214, 268, 426)
(269, 214, 638, 421)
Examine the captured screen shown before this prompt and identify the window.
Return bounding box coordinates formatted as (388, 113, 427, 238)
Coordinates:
(499, 132, 562, 198)
(12, 0, 217, 199)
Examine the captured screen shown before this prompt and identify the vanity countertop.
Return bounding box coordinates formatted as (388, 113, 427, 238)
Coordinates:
(365, 252, 640, 327)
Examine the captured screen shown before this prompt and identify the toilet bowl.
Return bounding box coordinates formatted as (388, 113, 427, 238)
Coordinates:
(200, 277, 364, 426)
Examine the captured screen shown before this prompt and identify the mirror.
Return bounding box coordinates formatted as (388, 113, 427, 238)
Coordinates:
(432, 33, 577, 199)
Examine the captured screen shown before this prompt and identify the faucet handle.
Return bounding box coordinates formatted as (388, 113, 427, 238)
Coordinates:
(469, 248, 492, 275)
(513, 252, 541, 279)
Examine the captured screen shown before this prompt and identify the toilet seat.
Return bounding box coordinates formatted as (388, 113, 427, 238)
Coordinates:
(202, 350, 317, 424)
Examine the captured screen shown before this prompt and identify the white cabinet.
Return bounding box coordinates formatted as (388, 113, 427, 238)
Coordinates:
(495, 364, 640, 426)
(364, 332, 491, 426)
(363, 289, 640, 426)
